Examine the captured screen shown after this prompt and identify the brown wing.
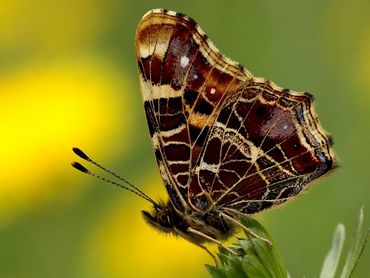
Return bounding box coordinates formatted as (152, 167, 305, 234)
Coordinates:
(190, 79, 336, 213)
(135, 9, 250, 211)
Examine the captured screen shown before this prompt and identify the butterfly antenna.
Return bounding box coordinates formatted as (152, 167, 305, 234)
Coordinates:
(72, 147, 158, 207)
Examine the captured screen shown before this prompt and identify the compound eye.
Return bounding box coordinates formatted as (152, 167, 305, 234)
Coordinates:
(158, 212, 168, 225)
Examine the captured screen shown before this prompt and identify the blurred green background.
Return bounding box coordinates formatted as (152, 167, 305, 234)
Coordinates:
(0, 0, 369, 277)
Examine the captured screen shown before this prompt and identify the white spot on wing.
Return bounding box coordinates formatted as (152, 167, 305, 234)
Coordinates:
(210, 88, 216, 95)
(180, 56, 189, 68)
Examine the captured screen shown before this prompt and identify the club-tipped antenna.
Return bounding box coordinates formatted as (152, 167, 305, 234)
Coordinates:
(72, 147, 151, 200)
(72, 147, 158, 207)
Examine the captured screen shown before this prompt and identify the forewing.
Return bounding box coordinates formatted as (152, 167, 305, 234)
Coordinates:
(136, 9, 250, 210)
(190, 79, 335, 213)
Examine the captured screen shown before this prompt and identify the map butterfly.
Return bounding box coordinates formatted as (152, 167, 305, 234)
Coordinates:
(72, 9, 336, 260)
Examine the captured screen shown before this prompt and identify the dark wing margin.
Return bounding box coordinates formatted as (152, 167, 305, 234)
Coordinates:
(135, 9, 250, 211)
(189, 78, 336, 213)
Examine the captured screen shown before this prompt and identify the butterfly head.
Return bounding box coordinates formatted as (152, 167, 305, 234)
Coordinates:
(141, 199, 236, 245)
(142, 200, 174, 233)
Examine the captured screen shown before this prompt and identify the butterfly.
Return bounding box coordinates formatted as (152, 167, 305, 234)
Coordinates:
(72, 9, 335, 261)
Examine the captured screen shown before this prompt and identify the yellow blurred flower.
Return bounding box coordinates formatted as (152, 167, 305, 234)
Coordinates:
(0, 55, 134, 224)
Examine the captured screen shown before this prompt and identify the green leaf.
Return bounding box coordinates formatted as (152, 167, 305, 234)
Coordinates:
(241, 217, 287, 278)
(319, 223, 346, 278)
(340, 206, 369, 278)
(242, 253, 272, 278)
(217, 246, 234, 266)
(205, 264, 227, 278)
(224, 257, 246, 278)
(206, 216, 288, 278)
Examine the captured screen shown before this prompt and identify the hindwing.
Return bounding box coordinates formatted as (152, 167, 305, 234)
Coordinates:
(189, 80, 335, 213)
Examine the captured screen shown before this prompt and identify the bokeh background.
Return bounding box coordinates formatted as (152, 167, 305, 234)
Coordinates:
(1, 0, 369, 277)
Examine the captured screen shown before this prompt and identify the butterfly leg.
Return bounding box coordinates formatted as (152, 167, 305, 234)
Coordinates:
(187, 227, 239, 256)
(219, 212, 272, 246)
(197, 244, 218, 266)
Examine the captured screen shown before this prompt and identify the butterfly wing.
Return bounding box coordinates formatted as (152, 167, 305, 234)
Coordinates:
(190, 79, 335, 213)
(135, 9, 250, 211)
